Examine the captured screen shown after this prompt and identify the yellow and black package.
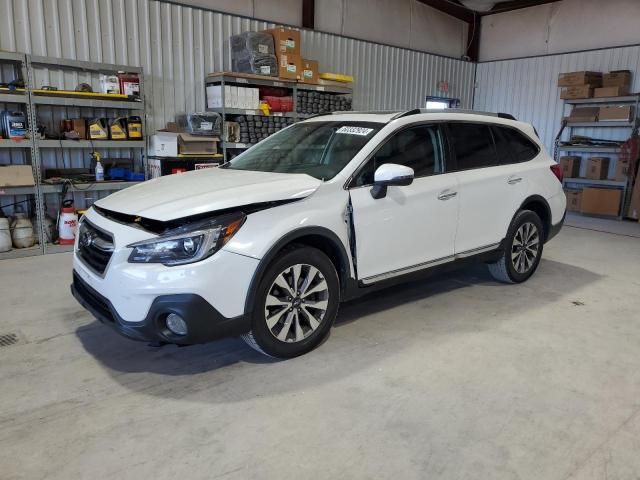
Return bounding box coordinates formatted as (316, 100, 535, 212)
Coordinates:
(109, 117, 128, 140)
(88, 118, 108, 140)
(127, 116, 143, 139)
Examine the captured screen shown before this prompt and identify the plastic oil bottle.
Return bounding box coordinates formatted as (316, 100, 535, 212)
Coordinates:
(93, 151, 104, 182)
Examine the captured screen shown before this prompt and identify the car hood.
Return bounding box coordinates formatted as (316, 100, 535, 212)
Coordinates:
(95, 167, 322, 221)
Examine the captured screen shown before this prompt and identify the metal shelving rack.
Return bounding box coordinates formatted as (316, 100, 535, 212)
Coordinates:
(205, 72, 353, 162)
(0, 51, 42, 260)
(555, 94, 640, 218)
(0, 53, 147, 260)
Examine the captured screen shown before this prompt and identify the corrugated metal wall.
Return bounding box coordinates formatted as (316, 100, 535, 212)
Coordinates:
(475, 45, 640, 156)
(0, 0, 475, 133)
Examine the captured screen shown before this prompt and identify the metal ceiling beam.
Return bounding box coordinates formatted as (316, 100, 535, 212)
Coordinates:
(415, 0, 475, 23)
(302, 0, 315, 29)
(486, 0, 560, 15)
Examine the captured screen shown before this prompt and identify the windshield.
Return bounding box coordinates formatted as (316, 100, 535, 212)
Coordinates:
(223, 121, 381, 180)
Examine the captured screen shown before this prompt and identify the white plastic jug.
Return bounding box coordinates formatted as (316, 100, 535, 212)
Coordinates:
(11, 212, 35, 248)
(0, 218, 11, 252)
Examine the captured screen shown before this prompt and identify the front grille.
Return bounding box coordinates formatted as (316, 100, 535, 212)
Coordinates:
(73, 272, 115, 323)
(77, 220, 114, 275)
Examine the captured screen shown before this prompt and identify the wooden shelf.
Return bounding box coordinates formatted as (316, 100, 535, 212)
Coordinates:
(567, 121, 634, 128)
(0, 92, 28, 104)
(0, 185, 36, 195)
(40, 181, 142, 193)
(38, 140, 145, 149)
(558, 145, 621, 153)
(565, 95, 639, 105)
(0, 139, 31, 148)
(33, 95, 143, 110)
(206, 72, 296, 88)
(563, 178, 626, 188)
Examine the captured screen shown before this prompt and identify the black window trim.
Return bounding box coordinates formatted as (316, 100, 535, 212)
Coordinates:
(345, 121, 450, 190)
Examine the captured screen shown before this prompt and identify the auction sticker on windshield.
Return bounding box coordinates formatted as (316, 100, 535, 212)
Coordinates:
(336, 126, 374, 136)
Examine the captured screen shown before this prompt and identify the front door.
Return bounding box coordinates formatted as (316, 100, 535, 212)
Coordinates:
(349, 124, 459, 283)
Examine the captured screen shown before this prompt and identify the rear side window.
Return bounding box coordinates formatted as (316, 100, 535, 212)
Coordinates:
(447, 123, 497, 171)
(353, 124, 445, 187)
(492, 126, 539, 164)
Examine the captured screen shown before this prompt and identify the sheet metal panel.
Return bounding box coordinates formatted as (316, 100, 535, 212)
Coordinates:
(475, 45, 640, 153)
(0, 0, 474, 132)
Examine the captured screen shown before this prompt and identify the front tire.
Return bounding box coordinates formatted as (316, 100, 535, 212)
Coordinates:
(488, 210, 544, 284)
(242, 246, 340, 358)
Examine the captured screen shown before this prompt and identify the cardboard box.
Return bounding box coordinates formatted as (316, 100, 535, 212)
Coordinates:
(277, 53, 302, 80)
(564, 189, 583, 212)
(178, 133, 219, 155)
(149, 157, 220, 179)
(627, 173, 640, 219)
(559, 156, 581, 178)
(0, 165, 35, 187)
(586, 157, 610, 180)
(150, 131, 179, 157)
(594, 86, 629, 98)
(229, 86, 240, 108)
(581, 187, 622, 216)
(614, 157, 634, 182)
(558, 71, 602, 87)
(567, 107, 599, 122)
(264, 27, 301, 56)
(300, 59, 319, 84)
(599, 105, 634, 121)
(240, 87, 260, 109)
(206, 85, 234, 109)
(560, 85, 594, 99)
(603, 70, 631, 88)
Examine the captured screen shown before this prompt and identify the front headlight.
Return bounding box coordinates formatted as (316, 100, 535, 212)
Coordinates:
(127, 213, 245, 266)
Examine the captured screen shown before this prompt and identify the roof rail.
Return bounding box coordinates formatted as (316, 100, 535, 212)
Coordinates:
(302, 109, 518, 122)
(392, 108, 517, 121)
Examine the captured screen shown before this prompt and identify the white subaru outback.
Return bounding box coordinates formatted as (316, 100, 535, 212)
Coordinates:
(72, 109, 566, 358)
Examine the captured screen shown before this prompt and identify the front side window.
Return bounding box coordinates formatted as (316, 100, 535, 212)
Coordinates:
(352, 124, 445, 187)
(223, 121, 381, 180)
(447, 123, 497, 171)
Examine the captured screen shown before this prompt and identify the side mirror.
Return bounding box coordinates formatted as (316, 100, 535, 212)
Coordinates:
(370, 163, 414, 199)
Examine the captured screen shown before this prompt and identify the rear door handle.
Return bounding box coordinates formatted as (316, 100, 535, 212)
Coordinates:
(438, 190, 458, 201)
(508, 176, 523, 185)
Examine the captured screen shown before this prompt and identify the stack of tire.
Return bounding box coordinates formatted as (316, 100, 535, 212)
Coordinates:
(236, 115, 295, 145)
(296, 91, 352, 115)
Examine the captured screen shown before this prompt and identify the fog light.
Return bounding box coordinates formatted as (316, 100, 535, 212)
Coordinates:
(166, 313, 188, 336)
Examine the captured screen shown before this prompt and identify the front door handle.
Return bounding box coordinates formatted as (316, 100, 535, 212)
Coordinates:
(438, 190, 458, 201)
(508, 176, 523, 185)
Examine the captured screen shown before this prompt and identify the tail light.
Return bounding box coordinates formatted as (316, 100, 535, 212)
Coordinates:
(550, 163, 563, 183)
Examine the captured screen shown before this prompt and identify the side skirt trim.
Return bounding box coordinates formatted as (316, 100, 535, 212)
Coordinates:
(359, 242, 501, 285)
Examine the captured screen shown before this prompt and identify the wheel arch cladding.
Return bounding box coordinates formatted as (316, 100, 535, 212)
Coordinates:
(244, 227, 352, 315)
(520, 195, 552, 241)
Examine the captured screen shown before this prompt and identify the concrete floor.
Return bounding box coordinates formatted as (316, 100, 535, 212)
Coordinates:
(1, 225, 640, 480)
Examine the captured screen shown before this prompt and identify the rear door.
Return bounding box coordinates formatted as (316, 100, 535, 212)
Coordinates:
(349, 123, 459, 282)
(446, 122, 527, 254)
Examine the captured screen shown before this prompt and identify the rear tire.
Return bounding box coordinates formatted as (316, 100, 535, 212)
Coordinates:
(242, 245, 339, 358)
(488, 210, 544, 284)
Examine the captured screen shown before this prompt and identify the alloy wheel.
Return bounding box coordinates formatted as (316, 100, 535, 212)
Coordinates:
(264, 264, 329, 343)
(511, 222, 540, 274)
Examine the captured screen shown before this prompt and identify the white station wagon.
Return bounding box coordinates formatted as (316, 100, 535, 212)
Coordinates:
(72, 109, 566, 358)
